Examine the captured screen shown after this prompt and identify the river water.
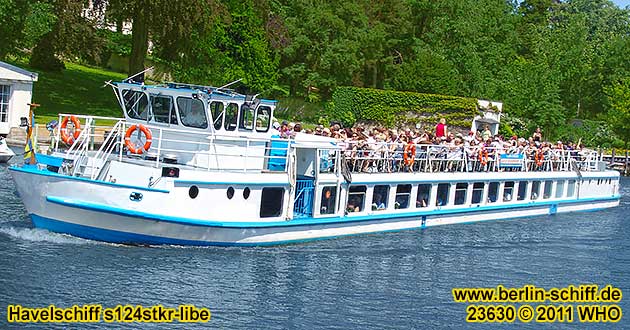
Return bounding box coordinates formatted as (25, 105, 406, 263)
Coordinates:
(1, 153, 628, 329)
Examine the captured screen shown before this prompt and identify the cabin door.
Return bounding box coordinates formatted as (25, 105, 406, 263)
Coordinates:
(0, 84, 10, 135)
(292, 147, 317, 218)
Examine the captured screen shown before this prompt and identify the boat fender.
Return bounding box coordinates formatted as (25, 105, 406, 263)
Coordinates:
(60, 116, 81, 145)
(124, 124, 153, 154)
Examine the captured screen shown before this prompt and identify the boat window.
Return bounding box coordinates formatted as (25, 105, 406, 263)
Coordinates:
(517, 181, 528, 201)
(436, 183, 449, 206)
(395, 184, 411, 209)
(256, 106, 271, 132)
(224, 103, 238, 131)
(454, 183, 467, 205)
(210, 101, 224, 130)
(488, 182, 499, 203)
(260, 187, 284, 217)
(320, 186, 337, 215)
(543, 180, 553, 199)
(319, 149, 336, 173)
(177, 96, 207, 129)
(239, 104, 255, 130)
(567, 180, 576, 197)
(503, 181, 515, 202)
(123, 89, 149, 120)
(471, 182, 484, 204)
(416, 184, 431, 208)
(531, 181, 541, 200)
(347, 185, 366, 212)
(150, 95, 177, 124)
(555, 180, 565, 198)
(372, 185, 389, 211)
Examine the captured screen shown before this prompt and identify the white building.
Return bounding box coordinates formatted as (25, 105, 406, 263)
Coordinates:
(471, 99, 503, 135)
(0, 61, 38, 136)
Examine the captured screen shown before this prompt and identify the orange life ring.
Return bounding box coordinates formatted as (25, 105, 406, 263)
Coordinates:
(124, 124, 153, 154)
(535, 150, 544, 166)
(478, 149, 489, 166)
(60, 116, 81, 145)
(403, 143, 416, 166)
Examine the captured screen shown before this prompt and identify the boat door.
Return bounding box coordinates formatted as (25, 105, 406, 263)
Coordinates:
(292, 146, 317, 218)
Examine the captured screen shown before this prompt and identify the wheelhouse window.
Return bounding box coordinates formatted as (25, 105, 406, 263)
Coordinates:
(347, 185, 366, 212)
(239, 104, 255, 130)
(471, 182, 484, 204)
(517, 181, 528, 201)
(319, 149, 336, 173)
(224, 103, 238, 131)
(177, 96, 207, 129)
(503, 181, 515, 202)
(488, 182, 499, 203)
(555, 180, 565, 198)
(210, 101, 224, 130)
(150, 95, 177, 124)
(256, 106, 271, 132)
(0, 84, 10, 123)
(543, 180, 553, 199)
(416, 184, 431, 208)
(567, 180, 576, 197)
(395, 184, 411, 209)
(320, 186, 337, 215)
(260, 187, 284, 217)
(531, 181, 541, 200)
(436, 183, 449, 206)
(123, 89, 149, 120)
(454, 183, 467, 205)
(372, 185, 389, 211)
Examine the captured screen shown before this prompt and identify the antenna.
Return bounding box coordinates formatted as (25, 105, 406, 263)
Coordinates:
(218, 78, 243, 90)
(124, 66, 155, 83)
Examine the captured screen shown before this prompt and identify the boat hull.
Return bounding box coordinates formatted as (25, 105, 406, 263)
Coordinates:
(27, 196, 621, 246)
(10, 164, 621, 246)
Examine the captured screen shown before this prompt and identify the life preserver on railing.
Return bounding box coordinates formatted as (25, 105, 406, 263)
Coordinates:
(535, 150, 544, 166)
(403, 143, 416, 166)
(60, 116, 81, 145)
(478, 149, 489, 166)
(124, 124, 152, 154)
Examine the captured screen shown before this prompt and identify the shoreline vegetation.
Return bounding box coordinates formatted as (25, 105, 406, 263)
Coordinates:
(2, 0, 630, 149)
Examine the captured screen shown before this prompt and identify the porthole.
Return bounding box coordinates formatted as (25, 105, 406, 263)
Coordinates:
(227, 187, 235, 199)
(243, 187, 251, 199)
(189, 185, 199, 199)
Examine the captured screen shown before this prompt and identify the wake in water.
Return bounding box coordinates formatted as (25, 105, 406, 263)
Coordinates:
(0, 226, 95, 245)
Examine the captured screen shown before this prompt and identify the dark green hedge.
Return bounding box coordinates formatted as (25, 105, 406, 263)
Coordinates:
(329, 86, 478, 129)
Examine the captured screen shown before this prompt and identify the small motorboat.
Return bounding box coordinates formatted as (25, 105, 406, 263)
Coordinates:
(0, 137, 15, 163)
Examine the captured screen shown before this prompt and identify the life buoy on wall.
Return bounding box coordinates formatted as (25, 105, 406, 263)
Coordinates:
(478, 149, 489, 166)
(60, 116, 81, 145)
(124, 124, 153, 154)
(403, 143, 416, 166)
(535, 150, 544, 166)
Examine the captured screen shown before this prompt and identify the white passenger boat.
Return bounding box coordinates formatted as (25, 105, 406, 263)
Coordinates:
(9, 80, 621, 246)
(0, 137, 15, 163)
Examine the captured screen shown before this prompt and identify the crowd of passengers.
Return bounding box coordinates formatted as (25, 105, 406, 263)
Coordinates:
(273, 119, 592, 173)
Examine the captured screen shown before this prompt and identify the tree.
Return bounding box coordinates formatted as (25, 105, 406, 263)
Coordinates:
(604, 78, 630, 147)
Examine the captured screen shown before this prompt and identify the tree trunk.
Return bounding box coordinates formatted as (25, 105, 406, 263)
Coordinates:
(129, 2, 149, 77)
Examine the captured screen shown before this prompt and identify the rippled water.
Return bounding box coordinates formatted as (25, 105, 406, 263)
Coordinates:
(1, 152, 629, 329)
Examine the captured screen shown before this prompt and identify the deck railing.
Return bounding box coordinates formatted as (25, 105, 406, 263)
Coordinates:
(338, 141, 600, 174)
(52, 114, 292, 177)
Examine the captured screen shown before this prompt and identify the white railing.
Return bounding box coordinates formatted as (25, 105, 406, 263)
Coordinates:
(339, 141, 599, 174)
(51, 114, 292, 177)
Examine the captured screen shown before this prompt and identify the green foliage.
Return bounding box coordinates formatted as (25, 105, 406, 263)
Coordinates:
(329, 86, 477, 128)
(604, 77, 630, 144)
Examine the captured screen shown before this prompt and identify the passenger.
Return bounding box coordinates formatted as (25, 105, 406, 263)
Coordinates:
(532, 127, 542, 142)
(435, 118, 447, 138)
(481, 125, 492, 141)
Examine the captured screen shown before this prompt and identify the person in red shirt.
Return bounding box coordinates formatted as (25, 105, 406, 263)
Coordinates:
(435, 118, 447, 138)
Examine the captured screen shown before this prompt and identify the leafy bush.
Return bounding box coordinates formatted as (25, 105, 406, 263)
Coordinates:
(328, 86, 478, 129)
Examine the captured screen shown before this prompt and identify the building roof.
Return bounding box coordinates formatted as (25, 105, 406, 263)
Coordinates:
(0, 61, 38, 83)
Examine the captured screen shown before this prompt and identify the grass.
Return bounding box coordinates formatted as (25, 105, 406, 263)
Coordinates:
(9, 61, 127, 124)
